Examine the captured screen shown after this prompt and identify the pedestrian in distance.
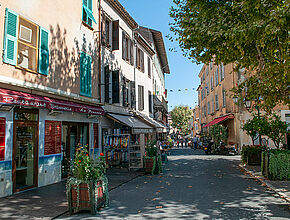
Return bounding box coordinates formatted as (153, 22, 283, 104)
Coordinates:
(193, 135, 198, 150)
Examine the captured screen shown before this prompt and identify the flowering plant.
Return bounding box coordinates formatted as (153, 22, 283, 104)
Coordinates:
(145, 140, 158, 157)
(71, 147, 106, 181)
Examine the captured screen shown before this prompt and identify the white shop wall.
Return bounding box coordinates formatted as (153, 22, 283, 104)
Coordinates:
(38, 109, 101, 187)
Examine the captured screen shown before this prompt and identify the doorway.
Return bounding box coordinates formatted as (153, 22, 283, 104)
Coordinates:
(61, 122, 89, 178)
(13, 108, 39, 192)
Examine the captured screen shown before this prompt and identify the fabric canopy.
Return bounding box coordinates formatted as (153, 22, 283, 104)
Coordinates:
(0, 88, 104, 115)
(107, 113, 154, 134)
(203, 114, 234, 128)
(136, 113, 167, 133)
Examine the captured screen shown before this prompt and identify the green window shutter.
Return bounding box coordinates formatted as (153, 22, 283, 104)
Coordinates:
(88, 0, 92, 11)
(80, 52, 86, 95)
(3, 8, 18, 66)
(38, 27, 49, 75)
(83, 0, 88, 8)
(86, 54, 92, 96)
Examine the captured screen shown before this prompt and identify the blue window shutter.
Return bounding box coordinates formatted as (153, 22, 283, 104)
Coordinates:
(3, 8, 18, 66)
(86, 55, 92, 96)
(38, 27, 49, 75)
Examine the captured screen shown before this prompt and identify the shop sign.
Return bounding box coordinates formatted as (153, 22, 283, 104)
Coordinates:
(0, 88, 104, 116)
(132, 128, 154, 134)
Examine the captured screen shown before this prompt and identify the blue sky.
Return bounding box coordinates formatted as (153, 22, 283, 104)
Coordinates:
(118, 0, 202, 111)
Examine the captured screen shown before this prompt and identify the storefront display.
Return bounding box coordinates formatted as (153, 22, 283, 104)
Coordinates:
(103, 134, 130, 167)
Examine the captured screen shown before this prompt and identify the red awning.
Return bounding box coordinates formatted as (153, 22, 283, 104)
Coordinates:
(0, 88, 104, 115)
(203, 114, 234, 128)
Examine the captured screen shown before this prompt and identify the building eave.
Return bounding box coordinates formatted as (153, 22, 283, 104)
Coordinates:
(104, 0, 138, 30)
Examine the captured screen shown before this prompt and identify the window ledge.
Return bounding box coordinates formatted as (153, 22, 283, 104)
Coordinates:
(80, 92, 92, 98)
(82, 21, 94, 31)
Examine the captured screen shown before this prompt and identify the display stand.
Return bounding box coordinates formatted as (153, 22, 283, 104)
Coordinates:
(103, 134, 130, 168)
(129, 134, 144, 170)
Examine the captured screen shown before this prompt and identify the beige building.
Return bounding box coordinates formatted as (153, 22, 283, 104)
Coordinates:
(197, 62, 289, 148)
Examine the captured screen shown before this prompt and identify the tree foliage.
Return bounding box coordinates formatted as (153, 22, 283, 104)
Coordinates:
(169, 0, 289, 112)
(209, 124, 228, 144)
(171, 105, 193, 135)
(266, 114, 288, 148)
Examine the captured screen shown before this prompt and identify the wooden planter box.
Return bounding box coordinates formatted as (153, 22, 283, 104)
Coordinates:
(68, 179, 108, 215)
(144, 157, 155, 174)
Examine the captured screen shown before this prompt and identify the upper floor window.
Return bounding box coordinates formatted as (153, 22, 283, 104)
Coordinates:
(136, 47, 144, 72)
(206, 66, 209, 76)
(222, 88, 226, 107)
(220, 63, 225, 81)
(112, 70, 120, 104)
(138, 85, 144, 111)
(3, 8, 49, 75)
(215, 68, 219, 87)
(82, 0, 96, 28)
(210, 76, 213, 91)
(148, 91, 152, 113)
(148, 57, 151, 78)
(215, 94, 219, 110)
(212, 96, 215, 113)
(80, 52, 92, 97)
(122, 32, 134, 65)
(207, 101, 210, 115)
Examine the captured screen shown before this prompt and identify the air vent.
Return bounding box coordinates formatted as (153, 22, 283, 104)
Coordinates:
(19, 25, 32, 43)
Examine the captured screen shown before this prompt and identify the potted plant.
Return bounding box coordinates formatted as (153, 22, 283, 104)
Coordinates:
(66, 147, 108, 215)
(144, 140, 161, 175)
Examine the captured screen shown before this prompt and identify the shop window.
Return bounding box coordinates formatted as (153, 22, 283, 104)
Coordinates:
(112, 70, 120, 104)
(80, 52, 92, 97)
(44, 121, 61, 155)
(82, 0, 96, 28)
(3, 9, 49, 75)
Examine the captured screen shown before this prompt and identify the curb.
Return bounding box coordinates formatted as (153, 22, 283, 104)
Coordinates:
(238, 164, 290, 203)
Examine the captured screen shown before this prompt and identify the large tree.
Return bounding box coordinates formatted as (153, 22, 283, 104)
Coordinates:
(170, 0, 289, 112)
(171, 105, 193, 136)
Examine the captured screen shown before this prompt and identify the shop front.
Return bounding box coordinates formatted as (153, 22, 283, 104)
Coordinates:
(0, 88, 104, 197)
(101, 112, 154, 170)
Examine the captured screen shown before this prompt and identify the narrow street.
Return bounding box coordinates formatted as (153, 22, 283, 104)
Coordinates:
(58, 149, 290, 219)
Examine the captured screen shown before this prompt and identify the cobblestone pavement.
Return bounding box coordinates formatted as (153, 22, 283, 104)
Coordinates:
(58, 149, 290, 219)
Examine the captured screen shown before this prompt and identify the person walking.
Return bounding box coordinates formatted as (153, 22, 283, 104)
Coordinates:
(193, 135, 198, 150)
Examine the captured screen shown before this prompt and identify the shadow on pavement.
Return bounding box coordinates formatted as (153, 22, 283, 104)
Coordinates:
(58, 149, 290, 219)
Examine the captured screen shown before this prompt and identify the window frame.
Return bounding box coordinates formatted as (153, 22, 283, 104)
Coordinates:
(16, 16, 39, 74)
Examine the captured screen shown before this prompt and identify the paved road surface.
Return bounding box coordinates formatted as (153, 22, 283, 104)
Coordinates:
(58, 149, 290, 219)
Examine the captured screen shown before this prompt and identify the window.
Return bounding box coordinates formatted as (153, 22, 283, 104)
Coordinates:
(206, 82, 209, 95)
(210, 62, 213, 69)
(138, 85, 144, 110)
(3, 9, 49, 75)
(80, 52, 92, 97)
(112, 20, 119, 50)
(82, 0, 96, 27)
(104, 19, 110, 46)
(220, 63, 225, 81)
(222, 88, 226, 107)
(206, 66, 209, 75)
(207, 101, 210, 115)
(210, 76, 213, 91)
(212, 97, 215, 113)
(104, 66, 110, 103)
(136, 47, 144, 72)
(204, 104, 207, 116)
(112, 70, 120, 103)
(122, 32, 133, 65)
(130, 81, 136, 109)
(215, 68, 219, 87)
(148, 91, 152, 113)
(215, 94, 219, 110)
(148, 57, 151, 78)
(122, 78, 129, 107)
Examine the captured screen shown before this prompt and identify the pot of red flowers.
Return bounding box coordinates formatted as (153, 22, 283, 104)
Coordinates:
(66, 147, 108, 215)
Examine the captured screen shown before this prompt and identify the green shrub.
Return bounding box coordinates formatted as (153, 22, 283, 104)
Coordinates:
(268, 150, 290, 180)
(241, 145, 265, 165)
